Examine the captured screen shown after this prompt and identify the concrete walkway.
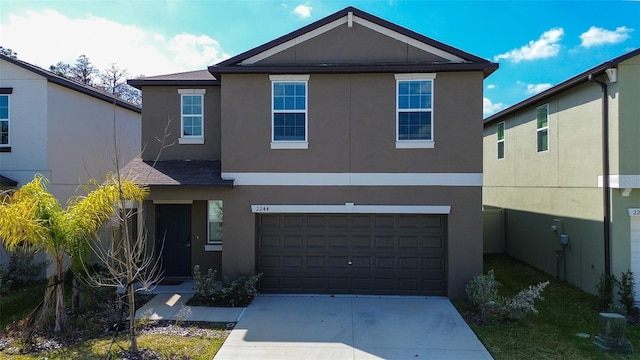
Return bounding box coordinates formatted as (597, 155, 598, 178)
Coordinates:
(214, 294, 493, 360)
(135, 292, 245, 323)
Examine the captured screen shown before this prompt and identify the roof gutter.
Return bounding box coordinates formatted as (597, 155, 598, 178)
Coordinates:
(588, 73, 611, 276)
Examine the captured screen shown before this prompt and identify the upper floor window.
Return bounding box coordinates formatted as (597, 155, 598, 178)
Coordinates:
(270, 75, 309, 149)
(395, 73, 436, 149)
(536, 104, 548, 152)
(0, 94, 8, 147)
(497, 122, 505, 159)
(178, 89, 205, 144)
(208, 200, 223, 245)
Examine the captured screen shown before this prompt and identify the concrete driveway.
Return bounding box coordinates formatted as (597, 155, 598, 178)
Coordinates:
(214, 295, 493, 359)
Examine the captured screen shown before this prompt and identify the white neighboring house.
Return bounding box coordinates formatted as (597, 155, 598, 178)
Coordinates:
(0, 54, 141, 273)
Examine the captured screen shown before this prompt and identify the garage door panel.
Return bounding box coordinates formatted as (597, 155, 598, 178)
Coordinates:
(283, 256, 303, 268)
(258, 214, 446, 295)
(283, 235, 304, 248)
(259, 234, 280, 248)
(329, 235, 349, 247)
(306, 256, 325, 268)
(259, 255, 280, 269)
(352, 235, 372, 248)
(424, 236, 444, 248)
(398, 236, 420, 249)
(423, 257, 444, 270)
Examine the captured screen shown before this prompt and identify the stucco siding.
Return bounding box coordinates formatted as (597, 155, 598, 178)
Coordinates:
(147, 184, 482, 299)
(140, 86, 221, 161)
(258, 21, 448, 65)
(617, 57, 640, 176)
(47, 83, 141, 201)
(221, 72, 483, 174)
(0, 61, 49, 187)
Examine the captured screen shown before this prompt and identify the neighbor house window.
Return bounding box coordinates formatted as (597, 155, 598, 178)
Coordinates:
(537, 104, 548, 152)
(0, 90, 11, 150)
(395, 73, 436, 149)
(178, 89, 205, 144)
(208, 200, 223, 245)
(270, 75, 309, 149)
(497, 122, 505, 159)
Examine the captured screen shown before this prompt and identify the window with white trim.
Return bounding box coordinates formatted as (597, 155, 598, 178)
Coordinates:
(270, 75, 309, 149)
(395, 73, 436, 149)
(178, 89, 205, 144)
(536, 104, 548, 152)
(208, 200, 223, 245)
(497, 122, 505, 159)
(0, 94, 8, 147)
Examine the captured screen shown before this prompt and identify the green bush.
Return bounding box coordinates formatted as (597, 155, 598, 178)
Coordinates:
(189, 265, 262, 307)
(192, 265, 219, 299)
(465, 269, 549, 323)
(465, 269, 501, 320)
(596, 273, 616, 311)
(617, 270, 635, 315)
(0, 250, 46, 295)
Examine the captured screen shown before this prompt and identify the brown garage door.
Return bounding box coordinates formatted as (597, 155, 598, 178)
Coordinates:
(257, 213, 446, 296)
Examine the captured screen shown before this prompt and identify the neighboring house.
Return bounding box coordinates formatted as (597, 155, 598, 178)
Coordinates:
(126, 7, 497, 298)
(0, 54, 141, 270)
(483, 49, 640, 297)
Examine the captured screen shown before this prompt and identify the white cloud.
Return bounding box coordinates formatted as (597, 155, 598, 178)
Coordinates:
(293, 4, 312, 18)
(483, 97, 504, 116)
(526, 83, 553, 95)
(580, 26, 633, 48)
(0, 9, 230, 77)
(486, 84, 496, 90)
(494, 28, 564, 63)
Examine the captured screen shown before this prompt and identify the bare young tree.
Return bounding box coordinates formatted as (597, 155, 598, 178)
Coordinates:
(72, 55, 98, 85)
(99, 64, 142, 105)
(0, 46, 18, 59)
(49, 62, 72, 78)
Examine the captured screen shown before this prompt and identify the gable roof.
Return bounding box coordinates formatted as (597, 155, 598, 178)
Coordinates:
(127, 69, 219, 89)
(209, 6, 498, 78)
(0, 54, 141, 113)
(484, 48, 640, 125)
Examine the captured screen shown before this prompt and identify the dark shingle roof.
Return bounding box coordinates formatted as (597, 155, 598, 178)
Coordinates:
(0, 54, 141, 113)
(121, 157, 233, 187)
(127, 69, 219, 89)
(0, 174, 18, 188)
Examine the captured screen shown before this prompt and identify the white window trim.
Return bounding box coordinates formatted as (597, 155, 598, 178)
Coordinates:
(537, 104, 549, 153)
(270, 75, 309, 149)
(0, 94, 9, 147)
(395, 73, 436, 149)
(497, 121, 505, 159)
(178, 89, 206, 145)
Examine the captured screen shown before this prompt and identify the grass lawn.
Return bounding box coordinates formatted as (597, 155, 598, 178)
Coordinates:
(459, 254, 640, 359)
(0, 281, 229, 359)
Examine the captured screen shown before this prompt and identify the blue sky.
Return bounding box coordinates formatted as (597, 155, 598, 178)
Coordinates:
(1, 0, 638, 116)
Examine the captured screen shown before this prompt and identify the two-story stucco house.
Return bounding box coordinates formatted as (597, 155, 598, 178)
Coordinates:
(483, 48, 640, 297)
(127, 7, 497, 298)
(0, 54, 141, 199)
(0, 54, 141, 268)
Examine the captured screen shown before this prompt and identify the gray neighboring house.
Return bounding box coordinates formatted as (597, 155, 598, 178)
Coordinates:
(0, 54, 141, 269)
(483, 49, 640, 297)
(127, 6, 498, 298)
